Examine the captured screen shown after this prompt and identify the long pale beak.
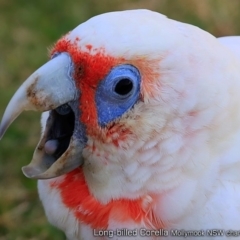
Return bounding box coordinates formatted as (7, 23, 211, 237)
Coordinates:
(0, 53, 86, 179)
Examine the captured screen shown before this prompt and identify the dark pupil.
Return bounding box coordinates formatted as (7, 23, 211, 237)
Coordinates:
(114, 79, 133, 96)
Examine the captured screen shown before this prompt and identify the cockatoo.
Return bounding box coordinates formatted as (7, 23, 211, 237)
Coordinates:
(1, 9, 240, 240)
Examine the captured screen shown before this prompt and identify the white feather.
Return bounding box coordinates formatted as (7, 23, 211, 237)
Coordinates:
(218, 36, 240, 61)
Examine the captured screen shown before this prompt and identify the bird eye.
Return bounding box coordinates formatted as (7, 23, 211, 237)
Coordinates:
(96, 64, 141, 126)
(55, 104, 71, 115)
(114, 78, 133, 96)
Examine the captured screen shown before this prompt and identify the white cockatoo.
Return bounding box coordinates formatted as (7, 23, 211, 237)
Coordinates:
(1, 9, 240, 240)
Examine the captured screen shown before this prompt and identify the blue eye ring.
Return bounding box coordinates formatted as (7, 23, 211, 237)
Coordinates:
(97, 64, 141, 103)
(96, 64, 141, 126)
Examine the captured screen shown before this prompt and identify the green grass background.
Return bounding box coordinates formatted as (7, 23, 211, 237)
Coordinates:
(0, 0, 240, 239)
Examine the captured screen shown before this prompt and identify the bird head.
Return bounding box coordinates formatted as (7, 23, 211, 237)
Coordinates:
(1, 10, 238, 202)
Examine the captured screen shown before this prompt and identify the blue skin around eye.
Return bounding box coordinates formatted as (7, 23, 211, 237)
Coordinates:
(95, 64, 141, 127)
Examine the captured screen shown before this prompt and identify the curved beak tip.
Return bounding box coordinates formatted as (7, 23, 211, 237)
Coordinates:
(0, 123, 9, 140)
(0, 122, 5, 140)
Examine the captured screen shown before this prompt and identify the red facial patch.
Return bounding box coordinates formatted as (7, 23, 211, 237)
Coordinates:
(52, 169, 165, 229)
(51, 37, 161, 132)
(52, 38, 123, 130)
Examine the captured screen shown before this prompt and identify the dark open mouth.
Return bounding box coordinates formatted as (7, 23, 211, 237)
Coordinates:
(44, 104, 75, 160)
(21, 100, 86, 179)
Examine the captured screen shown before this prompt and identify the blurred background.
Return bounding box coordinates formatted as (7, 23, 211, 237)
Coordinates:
(0, 0, 240, 239)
